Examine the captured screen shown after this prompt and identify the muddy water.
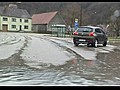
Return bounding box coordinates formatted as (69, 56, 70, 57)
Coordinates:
(0, 32, 120, 85)
(0, 47, 99, 85)
(0, 45, 120, 85)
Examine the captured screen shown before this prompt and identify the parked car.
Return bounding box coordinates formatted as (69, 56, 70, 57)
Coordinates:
(73, 26, 108, 47)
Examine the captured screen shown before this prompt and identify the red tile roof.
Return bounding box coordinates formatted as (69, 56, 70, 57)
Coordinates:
(32, 11, 58, 24)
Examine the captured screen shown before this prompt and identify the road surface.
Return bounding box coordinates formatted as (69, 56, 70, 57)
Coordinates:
(0, 32, 120, 86)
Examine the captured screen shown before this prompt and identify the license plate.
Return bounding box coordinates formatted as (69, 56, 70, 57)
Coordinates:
(79, 39, 86, 41)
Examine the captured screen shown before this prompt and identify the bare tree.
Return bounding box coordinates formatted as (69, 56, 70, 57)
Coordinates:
(60, 2, 82, 27)
(113, 18, 120, 37)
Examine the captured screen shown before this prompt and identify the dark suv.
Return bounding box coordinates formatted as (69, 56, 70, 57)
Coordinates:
(73, 26, 108, 47)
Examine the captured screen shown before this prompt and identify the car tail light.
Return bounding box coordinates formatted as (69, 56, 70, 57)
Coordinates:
(73, 31, 78, 35)
(89, 32, 96, 36)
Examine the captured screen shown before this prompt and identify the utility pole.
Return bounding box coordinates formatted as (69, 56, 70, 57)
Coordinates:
(80, 2, 82, 26)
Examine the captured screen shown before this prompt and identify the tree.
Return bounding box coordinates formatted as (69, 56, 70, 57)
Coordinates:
(113, 18, 120, 37)
(110, 9, 120, 37)
(60, 2, 81, 27)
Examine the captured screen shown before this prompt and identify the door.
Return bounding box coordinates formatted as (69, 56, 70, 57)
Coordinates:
(19, 25, 22, 31)
(95, 28, 104, 43)
(2, 24, 8, 32)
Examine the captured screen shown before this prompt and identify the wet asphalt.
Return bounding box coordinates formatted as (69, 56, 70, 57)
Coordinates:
(0, 32, 120, 85)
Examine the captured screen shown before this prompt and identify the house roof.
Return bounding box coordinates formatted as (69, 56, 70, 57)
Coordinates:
(0, 5, 31, 18)
(32, 11, 58, 24)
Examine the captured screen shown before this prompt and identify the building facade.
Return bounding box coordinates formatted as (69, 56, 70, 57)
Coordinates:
(32, 11, 66, 33)
(0, 4, 32, 32)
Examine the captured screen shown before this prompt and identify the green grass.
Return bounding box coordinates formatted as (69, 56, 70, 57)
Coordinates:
(108, 36, 120, 41)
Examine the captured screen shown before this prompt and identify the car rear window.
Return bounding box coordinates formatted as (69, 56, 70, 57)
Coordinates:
(77, 27, 93, 32)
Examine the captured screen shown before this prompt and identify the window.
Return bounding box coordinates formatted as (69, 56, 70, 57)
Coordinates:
(101, 29, 106, 34)
(24, 25, 28, 29)
(3, 17, 8, 21)
(20, 19, 22, 22)
(24, 19, 28, 23)
(12, 25, 16, 28)
(95, 28, 102, 33)
(77, 27, 93, 32)
(12, 18, 16, 22)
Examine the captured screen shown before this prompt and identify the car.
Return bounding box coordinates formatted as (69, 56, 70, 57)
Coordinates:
(73, 26, 108, 47)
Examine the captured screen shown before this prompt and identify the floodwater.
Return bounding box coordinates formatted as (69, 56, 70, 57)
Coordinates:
(0, 32, 120, 86)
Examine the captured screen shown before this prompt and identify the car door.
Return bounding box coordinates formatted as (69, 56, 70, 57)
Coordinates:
(95, 28, 104, 43)
(100, 29, 107, 42)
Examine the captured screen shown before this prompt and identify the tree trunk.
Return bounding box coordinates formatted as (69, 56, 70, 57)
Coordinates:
(116, 29, 119, 37)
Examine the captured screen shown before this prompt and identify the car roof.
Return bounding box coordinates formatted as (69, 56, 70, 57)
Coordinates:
(79, 26, 101, 29)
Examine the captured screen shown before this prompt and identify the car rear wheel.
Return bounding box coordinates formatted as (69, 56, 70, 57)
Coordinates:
(92, 39, 98, 48)
(87, 43, 90, 47)
(103, 41, 107, 46)
(74, 43, 79, 46)
(74, 42, 79, 46)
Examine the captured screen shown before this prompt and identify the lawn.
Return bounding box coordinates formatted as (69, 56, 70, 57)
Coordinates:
(108, 36, 120, 41)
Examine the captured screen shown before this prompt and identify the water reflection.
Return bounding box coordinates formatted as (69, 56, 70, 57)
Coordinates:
(84, 60, 96, 68)
(0, 48, 120, 85)
(71, 59, 78, 65)
(0, 66, 100, 85)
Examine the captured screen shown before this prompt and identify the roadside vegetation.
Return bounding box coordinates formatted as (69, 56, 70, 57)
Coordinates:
(108, 36, 120, 41)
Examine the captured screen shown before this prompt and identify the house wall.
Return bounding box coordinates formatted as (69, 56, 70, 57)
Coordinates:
(32, 24, 47, 33)
(48, 13, 66, 31)
(32, 12, 66, 33)
(0, 15, 32, 32)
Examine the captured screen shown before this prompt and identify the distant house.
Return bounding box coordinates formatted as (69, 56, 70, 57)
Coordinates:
(32, 11, 66, 33)
(0, 4, 32, 32)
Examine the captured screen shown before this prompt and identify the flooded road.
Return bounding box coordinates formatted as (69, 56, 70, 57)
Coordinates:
(0, 32, 120, 86)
